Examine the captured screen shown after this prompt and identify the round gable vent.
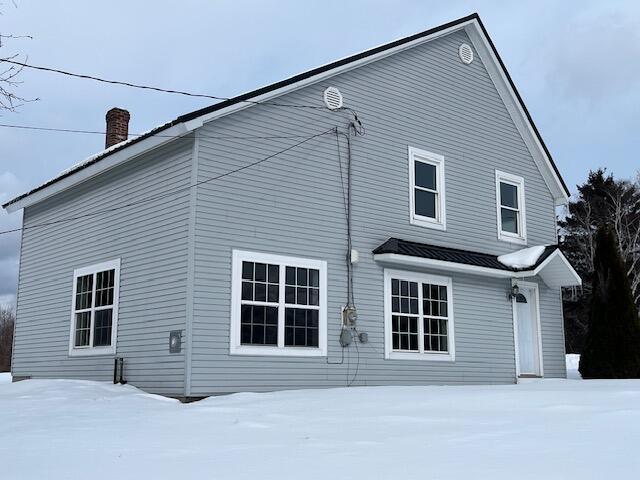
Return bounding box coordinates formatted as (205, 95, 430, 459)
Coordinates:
(323, 86, 343, 110)
(458, 43, 474, 64)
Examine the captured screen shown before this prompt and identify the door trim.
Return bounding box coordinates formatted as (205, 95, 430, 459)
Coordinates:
(511, 280, 544, 378)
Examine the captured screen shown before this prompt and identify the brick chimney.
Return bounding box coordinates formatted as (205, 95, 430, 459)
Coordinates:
(105, 107, 130, 148)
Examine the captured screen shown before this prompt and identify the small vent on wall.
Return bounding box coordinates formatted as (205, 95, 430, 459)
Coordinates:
(458, 43, 474, 64)
(323, 86, 343, 110)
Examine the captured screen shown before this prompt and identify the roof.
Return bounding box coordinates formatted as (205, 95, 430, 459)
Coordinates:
(373, 238, 557, 272)
(3, 13, 570, 211)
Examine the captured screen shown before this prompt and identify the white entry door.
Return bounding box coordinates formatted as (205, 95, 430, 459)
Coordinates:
(514, 284, 543, 377)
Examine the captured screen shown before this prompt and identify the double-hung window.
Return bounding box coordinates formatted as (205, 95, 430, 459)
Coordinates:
(231, 250, 327, 356)
(409, 147, 446, 230)
(496, 170, 526, 244)
(384, 269, 455, 361)
(69, 259, 120, 356)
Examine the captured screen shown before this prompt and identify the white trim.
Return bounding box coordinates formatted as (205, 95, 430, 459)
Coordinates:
(531, 249, 582, 285)
(376, 253, 515, 278)
(4, 18, 570, 213)
(4, 124, 191, 213)
(496, 170, 527, 245)
(464, 24, 569, 206)
(68, 258, 121, 357)
(230, 250, 327, 357)
(408, 147, 446, 231)
(184, 131, 199, 397)
(373, 249, 581, 287)
(383, 269, 455, 362)
(511, 280, 544, 377)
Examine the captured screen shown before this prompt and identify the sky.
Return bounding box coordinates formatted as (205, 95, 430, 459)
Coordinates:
(0, 0, 639, 307)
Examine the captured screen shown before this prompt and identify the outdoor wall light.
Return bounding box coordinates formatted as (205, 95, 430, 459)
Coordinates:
(509, 284, 528, 303)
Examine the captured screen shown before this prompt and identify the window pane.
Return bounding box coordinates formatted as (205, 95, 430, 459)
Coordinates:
(391, 315, 418, 351)
(267, 284, 279, 303)
(242, 281, 253, 301)
(254, 282, 266, 302)
(75, 274, 93, 310)
(285, 308, 319, 347)
(268, 264, 279, 283)
(309, 287, 319, 306)
(242, 261, 254, 280)
(286, 266, 296, 285)
(309, 269, 319, 287)
(93, 309, 113, 347)
(95, 269, 115, 307)
(74, 311, 91, 347)
(254, 263, 266, 282)
(296, 268, 308, 286)
(501, 208, 519, 234)
(415, 161, 437, 190)
(415, 189, 436, 219)
(500, 182, 519, 208)
(285, 286, 295, 304)
(240, 305, 278, 345)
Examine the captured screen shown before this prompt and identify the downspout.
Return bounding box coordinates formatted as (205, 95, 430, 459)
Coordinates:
(184, 130, 200, 398)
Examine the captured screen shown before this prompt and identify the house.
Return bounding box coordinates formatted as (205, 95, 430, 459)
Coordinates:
(2, 13, 581, 399)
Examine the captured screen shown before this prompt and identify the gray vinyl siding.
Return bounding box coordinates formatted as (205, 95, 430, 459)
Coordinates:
(189, 30, 562, 394)
(11, 28, 568, 396)
(12, 138, 193, 396)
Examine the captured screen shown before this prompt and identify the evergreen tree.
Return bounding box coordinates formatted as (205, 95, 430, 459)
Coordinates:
(579, 226, 640, 378)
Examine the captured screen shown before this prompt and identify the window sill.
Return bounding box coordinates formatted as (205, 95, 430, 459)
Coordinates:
(410, 216, 446, 231)
(498, 233, 527, 245)
(385, 351, 455, 362)
(69, 346, 116, 357)
(230, 345, 327, 357)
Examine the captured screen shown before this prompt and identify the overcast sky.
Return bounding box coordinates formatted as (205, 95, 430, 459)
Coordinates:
(0, 0, 639, 307)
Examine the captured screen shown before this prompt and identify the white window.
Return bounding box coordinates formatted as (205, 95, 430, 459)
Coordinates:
(230, 250, 327, 357)
(383, 269, 455, 361)
(408, 147, 446, 230)
(496, 170, 527, 244)
(68, 259, 120, 356)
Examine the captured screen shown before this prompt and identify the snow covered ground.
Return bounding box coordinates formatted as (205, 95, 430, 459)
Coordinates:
(2, 359, 639, 479)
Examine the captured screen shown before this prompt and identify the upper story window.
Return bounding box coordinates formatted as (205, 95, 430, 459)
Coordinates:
(496, 170, 527, 244)
(383, 269, 455, 362)
(230, 250, 327, 357)
(69, 259, 120, 356)
(408, 147, 446, 231)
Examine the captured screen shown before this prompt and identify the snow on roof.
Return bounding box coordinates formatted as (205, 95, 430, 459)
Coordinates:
(497, 245, 547, 269)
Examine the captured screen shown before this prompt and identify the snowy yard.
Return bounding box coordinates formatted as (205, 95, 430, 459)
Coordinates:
(1, 359, 640, 479)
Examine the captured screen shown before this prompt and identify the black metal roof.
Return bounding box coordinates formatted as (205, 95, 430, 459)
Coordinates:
(3, 12, 570, 209)
(373, 238, 557, 272)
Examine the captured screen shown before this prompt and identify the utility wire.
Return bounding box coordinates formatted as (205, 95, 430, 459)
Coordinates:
(0, 59, 325, 110)
(0, 128, 336, 236)
(0, 122, 329, 141)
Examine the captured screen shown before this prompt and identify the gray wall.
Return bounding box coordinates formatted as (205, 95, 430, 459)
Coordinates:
(189, 29, 563, 395)
(12, 138, 193, 396)
(11, 28, 566, 396)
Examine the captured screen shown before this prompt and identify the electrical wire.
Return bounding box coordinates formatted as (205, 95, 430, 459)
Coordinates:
(0, 122, 329, 141)
(0, 128, 336, 236)
(0, 59, 326, 110)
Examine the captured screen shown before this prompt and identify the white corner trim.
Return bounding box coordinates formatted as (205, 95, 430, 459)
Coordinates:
(68, 258, 121, 357)
(383, 268, 455, 362)
(408, 146, 446, 231)
(496, 170, 527, 245)
(229, 250, 328, 357)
